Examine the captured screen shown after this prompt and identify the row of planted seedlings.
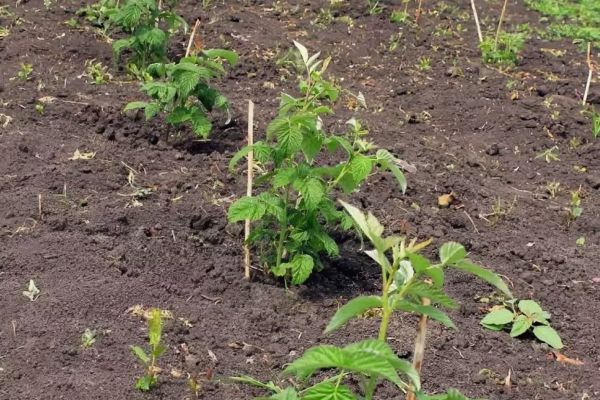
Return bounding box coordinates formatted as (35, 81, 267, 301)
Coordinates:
(73, 1, 566, 399)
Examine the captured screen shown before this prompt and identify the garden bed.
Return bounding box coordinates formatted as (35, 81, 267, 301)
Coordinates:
(0, 0, 599, 399)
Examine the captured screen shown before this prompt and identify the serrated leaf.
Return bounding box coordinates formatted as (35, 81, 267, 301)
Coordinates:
(510, 314, 532, 337)
(228, 196, 266, 222)
(203, 48, 239, 65)
(439, 242, 467, 265)
(314, 230, 339, 256)
(290, 254, 314, 285)
(394, 300, 456, 329)
(303, 382, 357, 400)
(480, 308, 514, 326)
(301, 132, 322, 163)
(325, 296, 383, 334)
(131, 345, 150, 364)
(349, 154, 373, 183)
(453, 260, 512, 298)
(284, 343, 404, 388)
(377, 149, 407, 193)
(189, 109, 212, 138)
(405, 281, 457, 308)
(166, 106, 191, 124)
(533, 325, 563, 349)
(299, 177, 325, 211)
(344, 339, 419, 390)
(274, 168, 297, 188)
(394, 260, 414, 287)
(271, 387, 299, 400)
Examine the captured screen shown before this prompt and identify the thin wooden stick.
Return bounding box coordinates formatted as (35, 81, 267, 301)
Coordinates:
(185, 19, 201, 58)
(583, 42, 593, 106)
(244, 100, 255, 280)
(415, 0, 424, 23)
(494, 0, 509, 51)
(406, 297, 431, 400)
(470, 0, 483, 43)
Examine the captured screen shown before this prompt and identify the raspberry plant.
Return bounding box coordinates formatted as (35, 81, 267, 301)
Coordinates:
(124, 49, 238, 139)
(131, 309, 165, 391)
(111, 0, 186, 73)
(234, 201, 512, 399)
(227, 42, 408, 285)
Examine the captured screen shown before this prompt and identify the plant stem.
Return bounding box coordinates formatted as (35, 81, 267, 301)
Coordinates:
(494, 0, 509, 51)
(275, 188, 290, 270)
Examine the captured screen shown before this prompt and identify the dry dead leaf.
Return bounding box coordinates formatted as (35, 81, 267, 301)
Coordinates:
(552, 351, 584, 366)
(69, 149, 96, 161)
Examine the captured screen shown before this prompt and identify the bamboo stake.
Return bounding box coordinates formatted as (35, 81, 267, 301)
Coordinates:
(244, 100, 255, 280)
(470, 0, 483, 43)
(583, 42, 593, 106)
(406, 297, 431, 400)
(494, 0, 509, 51)
(185, 19, 201, 57)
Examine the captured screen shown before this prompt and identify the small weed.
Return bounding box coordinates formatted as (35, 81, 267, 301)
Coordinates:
(416, 56, 432, 71)
(482, 299, 562, 349)
(591, 110, 600, 138)
(366, 0, 382, 15)
(535, 146, 560, 162)
(35, 103, 44, 114)
(568, 136, 582, 149)
(391, 2, 410, 24)
(388, 32, 401, 52)
(22, 279, 40, 301)
(17, 63, 33, 81)
(481, 197, 516, 225)
(567, 189, 582, 221)
(84, 59, 112, 84)
(81, 328, 97, 348)
(77, 0, 118, 32)
(131, 309, 165, 391)
(480, 32, 526, 66)
(64, 17, 81, 29)
(576, 236, 585, 247)
(544, 180, 561, 198)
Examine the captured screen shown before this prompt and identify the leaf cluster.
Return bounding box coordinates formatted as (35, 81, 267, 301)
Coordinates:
(481, 299, 563, 349)
(76, 0, 119, 32)
(131, 308, 166, 391)
(110, 0, 186, 71)
(125, 49, 238, 139)
(233, 202, 511, 400)
(525, 0, 600, 43)
(227, 42, 408, 285)
(480, 32, 527, 66)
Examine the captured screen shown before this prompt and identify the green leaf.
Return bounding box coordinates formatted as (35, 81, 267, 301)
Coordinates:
(135, 374, 154, 391)
(112, 38, 134, 62)
(298, 177, 325, 211)
(480, 308, 514, 327)
(453, 260, 512, 298)
(349, 154, 373, 183)
(344, 339, 419, 390)
(510, 314, 532, 337)
(518, 300, 550, 322)
(166, 106, 191, 124)
(314, 230, 339, 256)
(273, 168, 297, 188)
(439, 242, 467, 265)
(290, 254, 314, 285)
(228, 196, 266, 222)
(376, 150, 407, 193)
(324, 295, 383, 334)
(405, 281, 458, 308)
(301, 132, 322, 163)
(284, 343, 405, 388)
(147, 309, 162, 347)
(394, 300, 456, 329)
(230, 376, 282, 392)
(203, 48, 239, 65)
(189, 108, 212, 138)
(131, 345, 150, 364)
(303, 382, 357, 400)
(533, 325, 563, 349)
(271, 387, 299, 400)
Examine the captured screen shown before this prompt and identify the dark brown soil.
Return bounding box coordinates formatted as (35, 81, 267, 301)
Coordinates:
(1, 1, 599, 399)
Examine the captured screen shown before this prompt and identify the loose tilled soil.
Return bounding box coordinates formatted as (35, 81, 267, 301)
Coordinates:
(1, 0, 599, 399)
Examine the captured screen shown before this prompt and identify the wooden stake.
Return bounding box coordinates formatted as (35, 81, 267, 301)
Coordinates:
(470, 0, 483, 43)
(494, 0, 509, 51)
(185, 19, 201, 58)
(583, 42, 593, 106)
(406, 297, 431, 400)
(244, 100, 255, 280)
